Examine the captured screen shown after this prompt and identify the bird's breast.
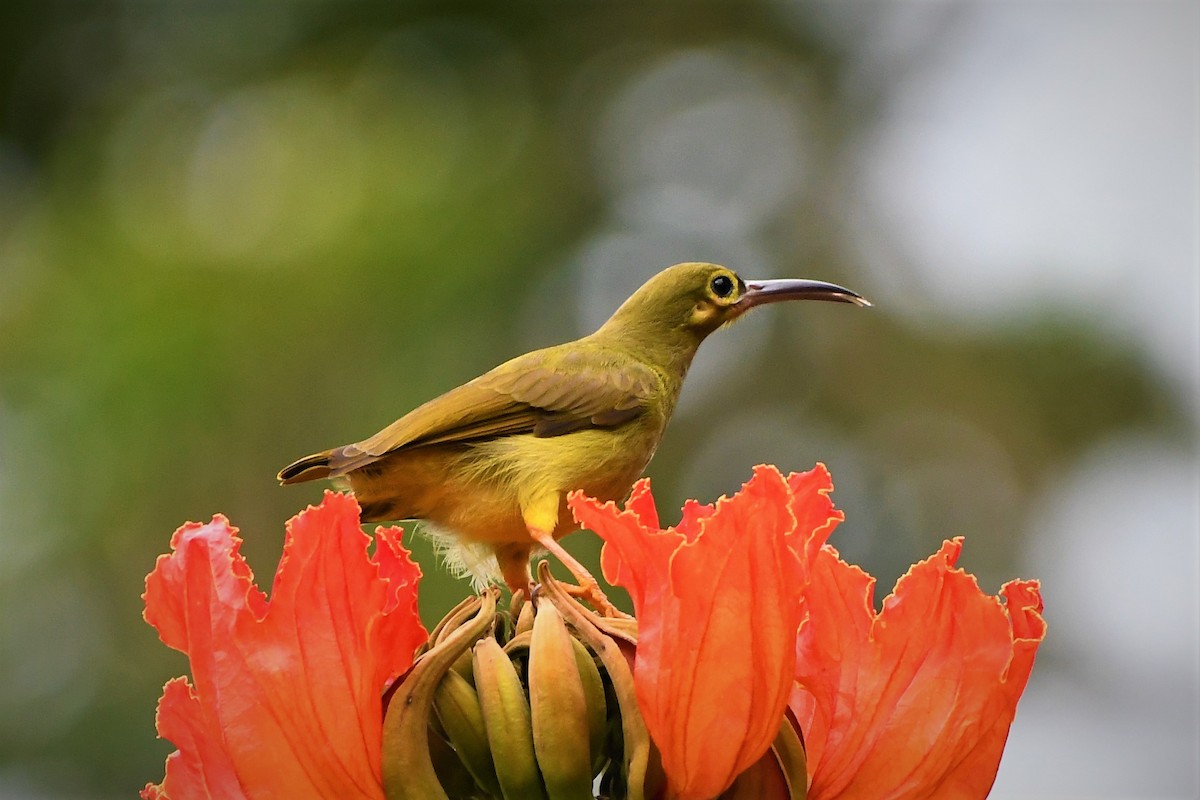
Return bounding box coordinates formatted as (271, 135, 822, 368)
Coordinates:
(446, 419, 663, 538)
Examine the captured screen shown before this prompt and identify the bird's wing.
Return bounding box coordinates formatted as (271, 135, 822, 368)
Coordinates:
(330, 346, 659, 472)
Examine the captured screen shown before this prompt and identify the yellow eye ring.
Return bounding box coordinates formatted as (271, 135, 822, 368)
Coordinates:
(710, 274, 735, 298)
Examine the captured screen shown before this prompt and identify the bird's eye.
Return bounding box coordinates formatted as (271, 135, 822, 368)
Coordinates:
(711, 274, 734, 298)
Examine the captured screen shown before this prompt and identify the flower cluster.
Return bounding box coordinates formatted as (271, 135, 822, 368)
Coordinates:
(142, 465, 1045, 799)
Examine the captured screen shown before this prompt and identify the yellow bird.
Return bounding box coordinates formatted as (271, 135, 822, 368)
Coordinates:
(278, 262, 868, 614)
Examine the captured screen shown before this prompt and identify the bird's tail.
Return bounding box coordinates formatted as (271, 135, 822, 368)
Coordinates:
(277, 451, 335, 485)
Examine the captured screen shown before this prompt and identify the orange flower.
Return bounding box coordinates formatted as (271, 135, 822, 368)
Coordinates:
(569, 464, 844, 800)
(572, 464, 1045, 800)
(790, 538, 1046, 799)
(142, 466, 1044, 800)
(141, 491, 426, 800)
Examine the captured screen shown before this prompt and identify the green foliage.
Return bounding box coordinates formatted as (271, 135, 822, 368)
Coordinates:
(0, 4, 1189, 797)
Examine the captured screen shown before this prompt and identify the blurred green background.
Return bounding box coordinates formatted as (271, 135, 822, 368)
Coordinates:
(0, 3, 1196, 798)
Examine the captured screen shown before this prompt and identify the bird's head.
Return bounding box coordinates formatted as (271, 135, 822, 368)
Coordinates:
(599, 262, 869, 341)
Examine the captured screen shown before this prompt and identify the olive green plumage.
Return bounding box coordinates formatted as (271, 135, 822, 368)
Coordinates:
(278, 262, 867, 604)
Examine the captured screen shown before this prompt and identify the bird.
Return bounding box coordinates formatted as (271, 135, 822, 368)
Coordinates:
(278, 262, 868, 615)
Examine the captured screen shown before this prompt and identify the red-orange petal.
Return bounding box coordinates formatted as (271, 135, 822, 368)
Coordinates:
(789, 538, 1047, 800)
(140, 678, 242, 800)
(571, 464, 843, 800)
(786, 465, 844, 574)
(142, 491, 426, 799)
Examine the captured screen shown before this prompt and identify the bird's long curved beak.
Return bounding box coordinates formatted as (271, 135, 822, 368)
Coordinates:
(740, 278, 871, 308)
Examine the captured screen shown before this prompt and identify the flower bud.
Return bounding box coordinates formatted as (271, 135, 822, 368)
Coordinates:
(381, 568, 656, 799)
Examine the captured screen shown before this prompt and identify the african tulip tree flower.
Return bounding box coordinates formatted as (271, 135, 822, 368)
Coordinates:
(141, 491, 426, 800)
(790, 538, 1046, 799)
(569, 463, 844, 799)
(570, 464, 1046, 800)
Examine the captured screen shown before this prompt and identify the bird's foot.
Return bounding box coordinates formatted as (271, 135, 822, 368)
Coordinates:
(527, 528, 632, 618)
(561, 579, 632, 619)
